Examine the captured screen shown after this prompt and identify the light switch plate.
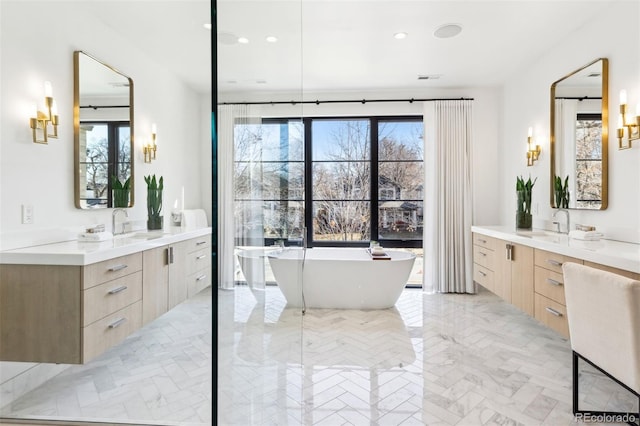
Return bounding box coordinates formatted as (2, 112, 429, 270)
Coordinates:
(22, 204, 33, 224)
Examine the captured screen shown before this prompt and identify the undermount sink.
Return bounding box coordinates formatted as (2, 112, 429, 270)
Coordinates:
(114, 231, 168, 241)
(516, 230, 568, 243)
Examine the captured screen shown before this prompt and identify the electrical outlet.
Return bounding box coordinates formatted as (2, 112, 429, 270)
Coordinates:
(21, 204, 33, 224)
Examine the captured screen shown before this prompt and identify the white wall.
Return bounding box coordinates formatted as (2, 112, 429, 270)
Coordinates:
(0, 1, 210, 244)
(0, 0, 211, 402)
(500, 0, 640, 243)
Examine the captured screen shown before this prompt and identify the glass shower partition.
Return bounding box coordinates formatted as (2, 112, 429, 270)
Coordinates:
(216, 1, 305, 424)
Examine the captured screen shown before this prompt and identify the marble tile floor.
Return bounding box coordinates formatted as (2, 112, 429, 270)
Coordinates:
(0, 287, 212, 426)
(218, 286, 638, 426)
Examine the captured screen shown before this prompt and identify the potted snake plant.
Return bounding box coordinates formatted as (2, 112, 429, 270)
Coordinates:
(554, 175, 570, 208)
(111, 175, 131, 208)
(145, 174, 163, 230)
(516, 175, 536, 230)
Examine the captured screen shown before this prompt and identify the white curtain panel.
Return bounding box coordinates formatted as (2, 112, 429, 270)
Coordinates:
(423, 100, 474, 294)
(217, 104, 248, 290)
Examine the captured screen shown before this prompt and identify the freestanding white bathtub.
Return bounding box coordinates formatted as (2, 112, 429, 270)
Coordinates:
(267, 248, 416, 309)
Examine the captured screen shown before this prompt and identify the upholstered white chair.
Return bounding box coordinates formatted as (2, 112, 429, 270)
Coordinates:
(562, 262, 640, 425)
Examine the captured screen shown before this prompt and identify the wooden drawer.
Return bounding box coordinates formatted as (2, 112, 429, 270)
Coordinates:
(473, 263, 494, 292)
(83, 252, 143, 289)
(188, 248, 211, 275)
(187, 234, 211, 252)
(584, 261, 640, 280)
(534, 249, 582, 274)
(534, 293, 569, 338)
(82, 300, 142, 363)
(534, 266, 565, 305)
(473, 233, 494, 250)
(473, 244, 494, 270)
(83, 271, 142, 326)
(188, 269, 211, 298)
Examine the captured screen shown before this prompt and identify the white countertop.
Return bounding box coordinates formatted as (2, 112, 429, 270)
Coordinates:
(0, 227, 212, 266)
(472, 225, 640, 274)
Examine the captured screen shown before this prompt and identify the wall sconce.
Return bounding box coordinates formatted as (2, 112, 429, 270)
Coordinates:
(143, 123, 158, 163)
(617, 90, 639, 150)
(526, 127, 541, 166)
(29, 81, 59, 144)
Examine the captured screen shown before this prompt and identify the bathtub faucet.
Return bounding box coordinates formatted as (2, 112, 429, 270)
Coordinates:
(302, 226, 307, 249)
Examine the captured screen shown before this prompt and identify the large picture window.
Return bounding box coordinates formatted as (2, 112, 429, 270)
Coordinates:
(233, 116, 423, 248)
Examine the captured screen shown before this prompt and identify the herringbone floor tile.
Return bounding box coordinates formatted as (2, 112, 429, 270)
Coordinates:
(1, 284, 637, 426)
(218, 286, 638, 426)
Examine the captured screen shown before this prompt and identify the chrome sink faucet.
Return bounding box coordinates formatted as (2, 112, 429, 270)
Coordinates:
(552, 209, 570, 234)
(112, 208, 129, 235)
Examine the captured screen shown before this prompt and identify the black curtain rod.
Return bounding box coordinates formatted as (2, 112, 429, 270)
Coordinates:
(80, 105, 129, 110)
(218, 97, 474, 106)
(555, 96, 602, 100)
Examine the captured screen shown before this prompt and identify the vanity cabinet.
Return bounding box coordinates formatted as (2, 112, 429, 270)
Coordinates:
(0, 229, 212, 364)
(472, 234, 496, 293)
(473, 226, 640, 340)
(186, 234, 212, 298)
(533, 249, 582, 338)
(0, 252, 143, 364)
(473, 233, 534, 315)
(142, 246, 170, 324)
(168, 241, 189, 309)
(142, 240, 191, 324)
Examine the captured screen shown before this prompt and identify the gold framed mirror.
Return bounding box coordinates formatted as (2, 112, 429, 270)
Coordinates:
(74, 51, 134, 209)
(550, 58, 608, 210)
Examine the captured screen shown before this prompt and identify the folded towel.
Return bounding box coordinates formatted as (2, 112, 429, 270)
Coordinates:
(568, 230, 603, 241)
(78, 232, 114, 242)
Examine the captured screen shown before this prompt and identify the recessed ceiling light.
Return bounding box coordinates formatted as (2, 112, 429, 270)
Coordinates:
(238, 37, 249, 44)
(434, 23, 462, 39)
(266, 36, 278, 43)
(394, 32, 408, 40)
(203, 23, 212, 30)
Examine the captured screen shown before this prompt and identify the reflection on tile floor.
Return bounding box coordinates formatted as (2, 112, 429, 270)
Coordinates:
(218, 286, 638, 426)
(0, 288, 212, 426)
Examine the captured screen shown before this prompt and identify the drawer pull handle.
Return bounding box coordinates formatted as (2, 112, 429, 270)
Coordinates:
(546, 278, 562, 287)
(478, 271, 487, 277)
(196, 241, 207, 245)
(196, 274, 207, 282)
(196, 254, 206, 260)
(478, 238, 487, 243)
(108, 264, 128, 272)
(108, 318, 127, 329)
(108, 285, 128, 295)
(545, 307, 563, 317)
(479, 251, 487, 257)
(546, 259, 563, 267)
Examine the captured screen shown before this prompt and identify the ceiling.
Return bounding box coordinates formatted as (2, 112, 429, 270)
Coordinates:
(73, 0, 212, 94)
(78, 0, 617, 97)
(216, 0, 617, 96)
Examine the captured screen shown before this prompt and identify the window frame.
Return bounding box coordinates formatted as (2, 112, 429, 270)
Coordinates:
(233, 115, 424, 248)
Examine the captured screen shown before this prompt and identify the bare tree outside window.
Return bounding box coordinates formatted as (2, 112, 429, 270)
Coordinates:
(312, 120, 370, 241)
(575, 116, 602, 209)
(233, 121, 305, 242)
(378, 121, 424, 240)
